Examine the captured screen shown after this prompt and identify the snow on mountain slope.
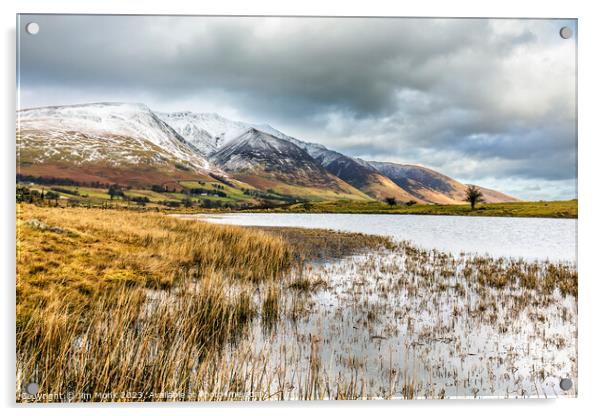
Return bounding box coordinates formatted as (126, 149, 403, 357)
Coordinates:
(18, 103, 212, 171)
(154, 113, 217, 155)
(212, 128, 326, 173)
(18, 103, 518, 203)
(160, 110, 516, 203)
(156, 111, 333, 160)
(197, 116, 417, 202)
(157, 112, 260, 155)
(211, 128, 372, 201)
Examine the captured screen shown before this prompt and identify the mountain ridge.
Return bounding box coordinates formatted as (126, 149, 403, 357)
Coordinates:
(17, 102, 520, 204)
(17, 102, 217, 187)
(211, 128, 372, 201)
(369, 161, 520, 204)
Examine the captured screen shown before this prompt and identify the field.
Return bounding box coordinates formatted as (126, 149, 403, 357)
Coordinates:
(16, 178, 577, 219)
(17, 178, 283, 210)
(16, 204, 577, 401)
(261, 199, 578, 219)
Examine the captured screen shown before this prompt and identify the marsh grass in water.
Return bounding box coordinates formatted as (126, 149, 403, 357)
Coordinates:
(251, 226, 395, 262)
(17, 204, 294, 401)
(228, 245, 577, 399)
(16, 204, 577, 401)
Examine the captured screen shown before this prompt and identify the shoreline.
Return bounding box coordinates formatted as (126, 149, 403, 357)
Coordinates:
(179, 212, 577, 264)
(16, 205, 578, 401)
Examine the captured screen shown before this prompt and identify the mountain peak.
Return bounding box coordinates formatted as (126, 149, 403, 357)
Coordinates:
(157, 111, 261, 155)
(228, 128, 293, 152)
(210, 127, 371, 201)
(212, 128, 317, 172)
(17, 102, 212, 173)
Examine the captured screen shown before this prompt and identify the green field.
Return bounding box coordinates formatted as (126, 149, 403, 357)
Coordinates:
(20, 179, 271, 209)
(17, 181, 577, 218)
(251, 199, 578, 219)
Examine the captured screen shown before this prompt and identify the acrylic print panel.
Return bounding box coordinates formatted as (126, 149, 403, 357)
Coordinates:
(16, 15, 577, 402)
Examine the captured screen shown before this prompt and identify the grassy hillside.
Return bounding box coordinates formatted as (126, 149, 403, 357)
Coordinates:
(16, 179, 577, 219)
(17, 177, 300, 210)
(256, 199, 578, 219)
(356, 174, 422, 203)
(233, 172, 373, 202)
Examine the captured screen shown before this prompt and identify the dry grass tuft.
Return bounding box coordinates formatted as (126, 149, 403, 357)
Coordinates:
(16, 204, 294, 401)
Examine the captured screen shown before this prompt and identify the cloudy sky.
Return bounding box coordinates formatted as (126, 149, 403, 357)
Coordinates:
(18, 15, 577, 200)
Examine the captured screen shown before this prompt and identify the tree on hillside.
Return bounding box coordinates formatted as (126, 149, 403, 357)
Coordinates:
(384, 197, 397, 206)
(108, 184, 125, 200)
(16, 186, 32, 203)
(464, 185, 485, 210)
(45, 191, 60, 206)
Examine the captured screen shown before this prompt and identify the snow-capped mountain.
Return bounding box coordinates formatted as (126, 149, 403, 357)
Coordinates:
(156, 111, 332, 159)
(153, 112, 219, 155)
(19, 103, 211, 170)
(157, 111, 422, 201)
(211, 128, 371, 201)
(212, 128, 322, 173)
(16, 102, 519, 203)
(157, 112, 259, 155)
(17, 103, 216, 186)
(18, 102, 213, 169)
(156, 110, 519, 203)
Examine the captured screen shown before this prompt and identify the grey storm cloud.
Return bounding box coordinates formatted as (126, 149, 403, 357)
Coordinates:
(18, 15, 577, 200)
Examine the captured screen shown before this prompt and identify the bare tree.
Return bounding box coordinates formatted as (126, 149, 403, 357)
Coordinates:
(464, 185, 485, 210)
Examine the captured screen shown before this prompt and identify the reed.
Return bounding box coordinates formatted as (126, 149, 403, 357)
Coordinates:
(16, 204, 577, 401)
(16, 204, 294, 401)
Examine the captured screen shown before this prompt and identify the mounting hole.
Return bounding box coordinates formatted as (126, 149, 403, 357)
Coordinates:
(25, 382, 39, 395)
(559, 378, 573, 391)
(559, 26, 572, 39)
(25, 22, 40, 35)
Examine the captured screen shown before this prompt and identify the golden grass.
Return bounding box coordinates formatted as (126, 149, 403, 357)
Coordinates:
(251, 226, 394, 262)
(16, 204, 295, 401)
(16, 204, 577, 401)
(17, 204, 291, 315)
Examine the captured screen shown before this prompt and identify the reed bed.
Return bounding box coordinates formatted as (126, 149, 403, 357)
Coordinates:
(251, 226, 395, 262)
(17, 205, 294, 401)
(16, 205, 577, 401)
(223, 243, 577, 399)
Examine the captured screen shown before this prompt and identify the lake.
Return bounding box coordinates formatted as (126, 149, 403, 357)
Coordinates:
(192, 213, 577, 262)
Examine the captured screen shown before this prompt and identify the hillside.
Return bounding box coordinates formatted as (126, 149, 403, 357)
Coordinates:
(17, 103, 215, 187)
(211, 128, 372, 201)
(369, 161, 520, 204)
(317, 153, 422, 203)
(160, 110, 519, 204)
(17, 102, 520, 205)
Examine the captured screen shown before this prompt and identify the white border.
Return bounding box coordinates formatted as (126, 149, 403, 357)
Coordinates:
(2, 1, 600, 415)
